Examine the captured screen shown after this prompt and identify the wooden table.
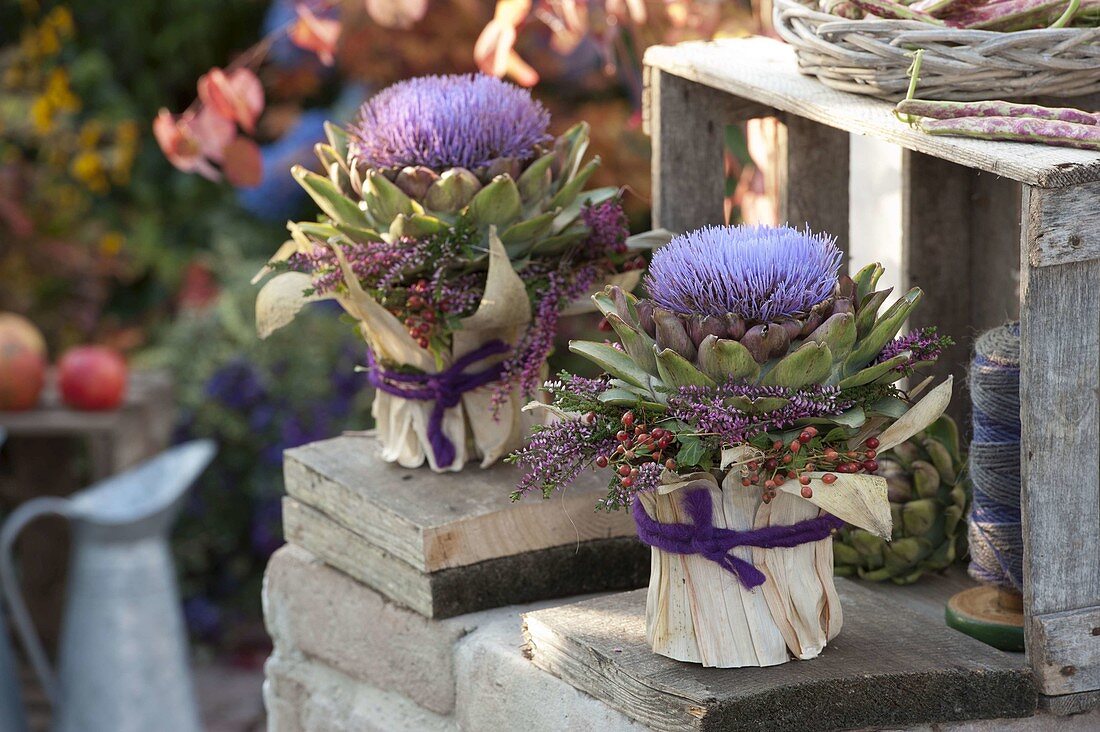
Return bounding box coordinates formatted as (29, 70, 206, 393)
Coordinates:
(0, 369, 175, 652)
(642, 37, 1099, 707)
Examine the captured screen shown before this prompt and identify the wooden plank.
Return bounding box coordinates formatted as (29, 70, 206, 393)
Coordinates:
(1040, 688, 1100, 715)
(1025, 181, 1100, 268)
(778, 116, 850, 267)
(901, 151, 976, 425)
(1028, 607, 1100, 695)
(523, 581, 1036, 732)
(1019, 191, 1100, 695)
(644, 69, 733, 233)
(283, 435, 638, 574)
(644, 38, 1100, 189)
(969, 172, 1022, 330)
(283, 497, 649, 619)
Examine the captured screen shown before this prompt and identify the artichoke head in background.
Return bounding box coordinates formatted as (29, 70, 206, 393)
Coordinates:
(834, 416, 970, 584)
(290, 73, 614, 264)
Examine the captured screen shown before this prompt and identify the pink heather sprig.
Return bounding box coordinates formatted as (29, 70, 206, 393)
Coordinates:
(581, 198, 629, 256)
(875, 327, 953, 372)
(601, 461, 663, 509)
(667, 382, 852, 447)
(511, 419, 616, 500)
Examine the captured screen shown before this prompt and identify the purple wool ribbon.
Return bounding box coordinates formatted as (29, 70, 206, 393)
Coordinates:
(365, 340, 511, 468)
(632, 488, 845, 589)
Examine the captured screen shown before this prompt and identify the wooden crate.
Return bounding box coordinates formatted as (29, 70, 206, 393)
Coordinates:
(282, 435, 648, 618)
(641, 36, 1099, 707)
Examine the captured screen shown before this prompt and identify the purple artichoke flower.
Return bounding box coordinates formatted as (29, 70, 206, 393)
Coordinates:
(645, 225, 842, 322)
(348, 73, 552, 171)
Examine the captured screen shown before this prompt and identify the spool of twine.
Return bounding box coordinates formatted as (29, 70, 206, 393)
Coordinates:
(967, 323, 1023, 591)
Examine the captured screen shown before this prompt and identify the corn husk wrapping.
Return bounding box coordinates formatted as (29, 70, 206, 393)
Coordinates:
(637, 469, 890, 667)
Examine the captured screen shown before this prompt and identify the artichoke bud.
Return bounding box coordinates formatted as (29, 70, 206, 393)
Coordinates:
(653, 308, 696, 362)
(740, 324, 770, 364)
(922, 438, 957, 484)
(850, 529, 885, 561)
(395, 166, 440, 200)
(807, 312, 855, 359)
(880, 461, 914, 502)
(901, 500, 938, 536)
(889, 441, 920, 466)
(776, 317, 803, 342)
(721, 314, 744, 340)
(832, 297, 854, 315)
(608, 286, 637, 326)
(479, 157, 523, 183)
(911, 460, 942, 498)
(687, 315, 726, 348)
(837, 274, 856, 301)
(635, 300, 656, 338)
(888, 537, 927, 564)
(799, 310, 824, 337)
(424, 168, 482, 212)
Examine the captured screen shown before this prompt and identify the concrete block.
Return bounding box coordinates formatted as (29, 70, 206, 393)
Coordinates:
(263, 544, 469, 715)
(265, 653, 456, 732)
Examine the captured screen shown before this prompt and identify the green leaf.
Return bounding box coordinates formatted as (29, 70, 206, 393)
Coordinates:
(324, 121, 350, 158)
(467, 175, 523, 227)
(424, 168, 482, 213)
(675, 434, 706, 468)
(549, 158, 600, 212)
(333, 223, 384, 243)
(839, 354, 908, 389)
(800, 406, 866, 428)
(696, 336, 760, 382)
(569, 341, 654, 391)
(853, 263, 885, 304)
(843, 288, 923, 376)
(517, 152, 556, 203)
(726, 395, 790, 414)
(866, 395, 909, 419)
(655, 347, 716, 388)
(557, 121, 590, 182)
(598, 388, 665, 411)
(388, 213, 447, 239)
(500, 209, 558, 248)
(363, 170, 416, 224)
(606, 314, 658, 374)
(855, 288, 892, 338)
(527, 230, 588, 257)
(292, 165, 370, 228)
(762, 341, 833, 388)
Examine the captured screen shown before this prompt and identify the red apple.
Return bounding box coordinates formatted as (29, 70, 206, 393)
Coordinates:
(0, 313, 47, 411)
(58, 346, 129, 411)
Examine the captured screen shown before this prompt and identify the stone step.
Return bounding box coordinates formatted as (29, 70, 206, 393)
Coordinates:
(283, 436, 648, 618)
(522, 583, 1038, 732)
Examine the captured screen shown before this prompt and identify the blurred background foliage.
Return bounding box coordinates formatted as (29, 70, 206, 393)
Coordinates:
(1, 0, 763, 653)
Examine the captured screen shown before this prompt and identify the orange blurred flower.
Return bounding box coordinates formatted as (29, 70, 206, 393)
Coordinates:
(152, 107, 236, 181)
(289, 4, 341, 66)
(197, 67, 265, 134)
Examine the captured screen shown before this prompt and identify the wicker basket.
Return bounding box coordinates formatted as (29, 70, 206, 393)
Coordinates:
(773, 0, 1100, 102)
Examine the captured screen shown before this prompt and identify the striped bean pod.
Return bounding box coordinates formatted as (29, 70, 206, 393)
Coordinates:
(918, 116, 1100, 151)
(897, 99, 1100, 126)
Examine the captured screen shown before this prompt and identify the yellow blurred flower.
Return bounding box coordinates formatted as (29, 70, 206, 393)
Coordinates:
(45, 69, 79, 112)
(31, 96, 53, 134)
(99, 232, 125, 257)
(71, 150, 109, 193)
(45, 6, 75, 38)
(79, 120, 103, 148)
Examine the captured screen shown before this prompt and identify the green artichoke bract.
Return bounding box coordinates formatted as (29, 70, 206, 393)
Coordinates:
(834, 416, 970, 583)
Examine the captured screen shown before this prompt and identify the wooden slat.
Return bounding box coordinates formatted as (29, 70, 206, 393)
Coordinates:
(283, 497, 649, 619)
(1025, 181, 1100, 268)
(644, 38, 1100, 189)
(902, 151, 976, 425)
(779, 116, 851, 268)
(645, 69, 736, 233)
(1028, 607, 1100, 695)
(1019, 190, 1100, 695)
(283, 435, 637, 574)
(523, 582, 1036, 732)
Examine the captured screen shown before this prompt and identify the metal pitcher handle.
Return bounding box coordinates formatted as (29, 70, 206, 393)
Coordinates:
(0, 497, 73, 705)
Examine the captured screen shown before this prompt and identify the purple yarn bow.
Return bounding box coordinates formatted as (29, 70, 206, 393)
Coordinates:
(365, 340, 511, 468)
(632, 488, 845, 589)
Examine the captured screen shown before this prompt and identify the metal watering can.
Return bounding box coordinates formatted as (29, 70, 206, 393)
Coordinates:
(0, 426, 30, 732)
(0, 440, 216, 732)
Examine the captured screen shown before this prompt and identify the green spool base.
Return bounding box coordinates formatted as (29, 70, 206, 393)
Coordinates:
(946, 585, 1025, 652)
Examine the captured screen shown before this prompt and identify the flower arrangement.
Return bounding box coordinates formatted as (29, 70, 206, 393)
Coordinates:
(511, 224, 955, 667)
(255, 73, 646, 471)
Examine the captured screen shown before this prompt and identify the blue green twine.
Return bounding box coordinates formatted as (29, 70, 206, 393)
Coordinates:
(967, 323, 1023, 591)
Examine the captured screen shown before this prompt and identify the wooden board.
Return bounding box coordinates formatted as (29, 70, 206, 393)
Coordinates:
(1019, 197, 1100, 696)
(284, 435, 639, 573)
(283, 497, 649, 619)
(644, 38, 1100, 189)
(523, 581, 1036, 732)
(282, 435, 648, 617)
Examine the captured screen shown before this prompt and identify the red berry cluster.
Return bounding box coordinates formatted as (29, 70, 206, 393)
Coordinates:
(402, 279, 449, 350)
(590, 410, 677, 489)
(741, 429, 881, 503)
